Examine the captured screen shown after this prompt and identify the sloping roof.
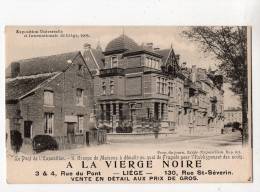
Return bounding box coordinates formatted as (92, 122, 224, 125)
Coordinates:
(91, 49, 105, 69)
(124, 45, 163, 58)
(155, 49, 171, 65)
(6, 72, 61, 101)
(105, 34, 139, 53)
(6, 51, 80, 77)
(82, 49, 105, 70)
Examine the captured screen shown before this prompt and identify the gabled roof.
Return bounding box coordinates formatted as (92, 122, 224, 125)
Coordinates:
(6, 51, 80, 77)
(155, 49, 171, 65)
(6, 72, 61, 101)
(5, 51, 89, 101)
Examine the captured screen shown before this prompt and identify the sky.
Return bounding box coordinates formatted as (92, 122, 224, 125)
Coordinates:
(5, 26, 241, 108)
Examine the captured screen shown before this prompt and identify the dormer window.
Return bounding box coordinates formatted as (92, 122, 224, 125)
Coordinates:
(111, 56, 118, 68)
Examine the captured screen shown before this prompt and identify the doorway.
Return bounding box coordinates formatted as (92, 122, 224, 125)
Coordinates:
(86, 132, 90, 146)
(67, 123, 75, 144)
(24, 121, 32, 139)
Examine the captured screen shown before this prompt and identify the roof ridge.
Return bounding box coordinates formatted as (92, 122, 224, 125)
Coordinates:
(6, 72, 60, 83)
(13, 51, 80, 63)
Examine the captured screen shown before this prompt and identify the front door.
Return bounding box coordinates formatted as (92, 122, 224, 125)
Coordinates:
(24, 121, 32, 138)
(67, 123, 75, 144)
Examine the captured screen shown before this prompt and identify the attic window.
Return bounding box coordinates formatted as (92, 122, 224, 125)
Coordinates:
(78, 64, 84, 76)
(111, 56, 118, 68)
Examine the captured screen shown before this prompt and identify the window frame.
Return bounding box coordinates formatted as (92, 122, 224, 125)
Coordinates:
(44, 113, 54, 135)
(102, 81, 106, 95)
(111, 56, 118, 68)
(77, 64, 84, 76)
(76, 115, 84, 135)
(110, 80, 114, 95)
(44, 90, 54, 106)
(76, 88, 84, 106)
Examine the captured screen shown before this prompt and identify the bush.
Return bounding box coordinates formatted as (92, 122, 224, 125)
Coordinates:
(224, 122, 233, 127)
(116, 125, 132, 133)
(32, 135, 58, 153)
(10, 130, 23, 153)
(116, 126, 123, 133)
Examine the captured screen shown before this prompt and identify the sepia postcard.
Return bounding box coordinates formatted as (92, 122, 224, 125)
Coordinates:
(5, 26, 252, 183)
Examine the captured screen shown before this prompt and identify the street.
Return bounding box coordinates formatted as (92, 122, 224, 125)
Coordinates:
(20, 131, 242, 156)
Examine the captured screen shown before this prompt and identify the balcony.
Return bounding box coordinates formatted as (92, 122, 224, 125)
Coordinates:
(100, 68, 124, 77)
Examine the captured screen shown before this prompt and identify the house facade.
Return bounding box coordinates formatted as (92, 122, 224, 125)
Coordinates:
(5, 52, 104, 148)
(83, 34, 225, 134)
(224, 107, 242, 124)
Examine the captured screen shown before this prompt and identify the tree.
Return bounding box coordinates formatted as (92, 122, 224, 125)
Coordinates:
(181, 26, 249, 145)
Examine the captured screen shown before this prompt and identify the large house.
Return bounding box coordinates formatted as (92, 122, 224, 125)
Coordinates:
(83, 34, 224, 134)
(5, 51, 104, 148)
(224, 107, 242, 125)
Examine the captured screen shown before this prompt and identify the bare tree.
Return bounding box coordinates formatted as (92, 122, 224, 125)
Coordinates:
(181, 26, 249, 145)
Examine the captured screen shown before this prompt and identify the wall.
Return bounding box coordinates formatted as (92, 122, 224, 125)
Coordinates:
(7, 54, 94, 147)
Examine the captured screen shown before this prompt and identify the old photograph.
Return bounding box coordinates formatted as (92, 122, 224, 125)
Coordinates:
(5, 26, 252, 183)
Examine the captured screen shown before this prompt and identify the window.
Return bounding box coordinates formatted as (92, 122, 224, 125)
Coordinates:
(102, 81, 106, 95)
(161, 78, 165, 94)
(110, 80, 114, 94)
(157, 77, 160, 94)
(164, 79, 167, 94)
(157, 60, 160, 69)
(149, 58, 152, 68)
(44, 90, 53, 106)
(44, 113, 54, 134)
(168, 82, 173, 97)
(146, 58, 149, 67)
(76, 115, 84, 134)
(78, 64, 84, 76)
(111, 56, 118, 68)
(76, 89, 84, 106)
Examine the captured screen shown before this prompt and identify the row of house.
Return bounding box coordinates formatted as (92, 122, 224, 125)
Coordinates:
(224, 107, 242, 125)
(83, 34, 224, 134)
(5, 33, 225, 148)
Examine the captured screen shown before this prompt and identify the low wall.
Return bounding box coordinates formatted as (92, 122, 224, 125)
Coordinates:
(107, 132, 177, 143)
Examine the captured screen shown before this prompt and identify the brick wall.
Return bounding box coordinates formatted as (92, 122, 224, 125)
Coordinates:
(6, 54, 94, 147)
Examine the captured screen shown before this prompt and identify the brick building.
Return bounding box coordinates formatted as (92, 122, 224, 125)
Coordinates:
(224, 107, 242, 124)
(83, 34, 225, 134)
(5, 51, 105, 148)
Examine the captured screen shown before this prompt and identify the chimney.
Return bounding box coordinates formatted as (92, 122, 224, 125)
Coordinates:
(175, 54, 180, 65)
(146, 43, 153, 50)
(183, 62, 186, 68)
(191, 65, 197, 82)
(154, 48, 160, 51)
(11, 62, 20, 78)
(84, 43, 91, 49)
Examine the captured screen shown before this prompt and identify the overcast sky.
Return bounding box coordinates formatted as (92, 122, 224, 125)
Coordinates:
(5, 26, 241, 108)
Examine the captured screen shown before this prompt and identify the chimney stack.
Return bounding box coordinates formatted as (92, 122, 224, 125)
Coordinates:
(183, 62, 186, 68)
(84, 43, 91, 49)
(146, 43, 153, 50)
